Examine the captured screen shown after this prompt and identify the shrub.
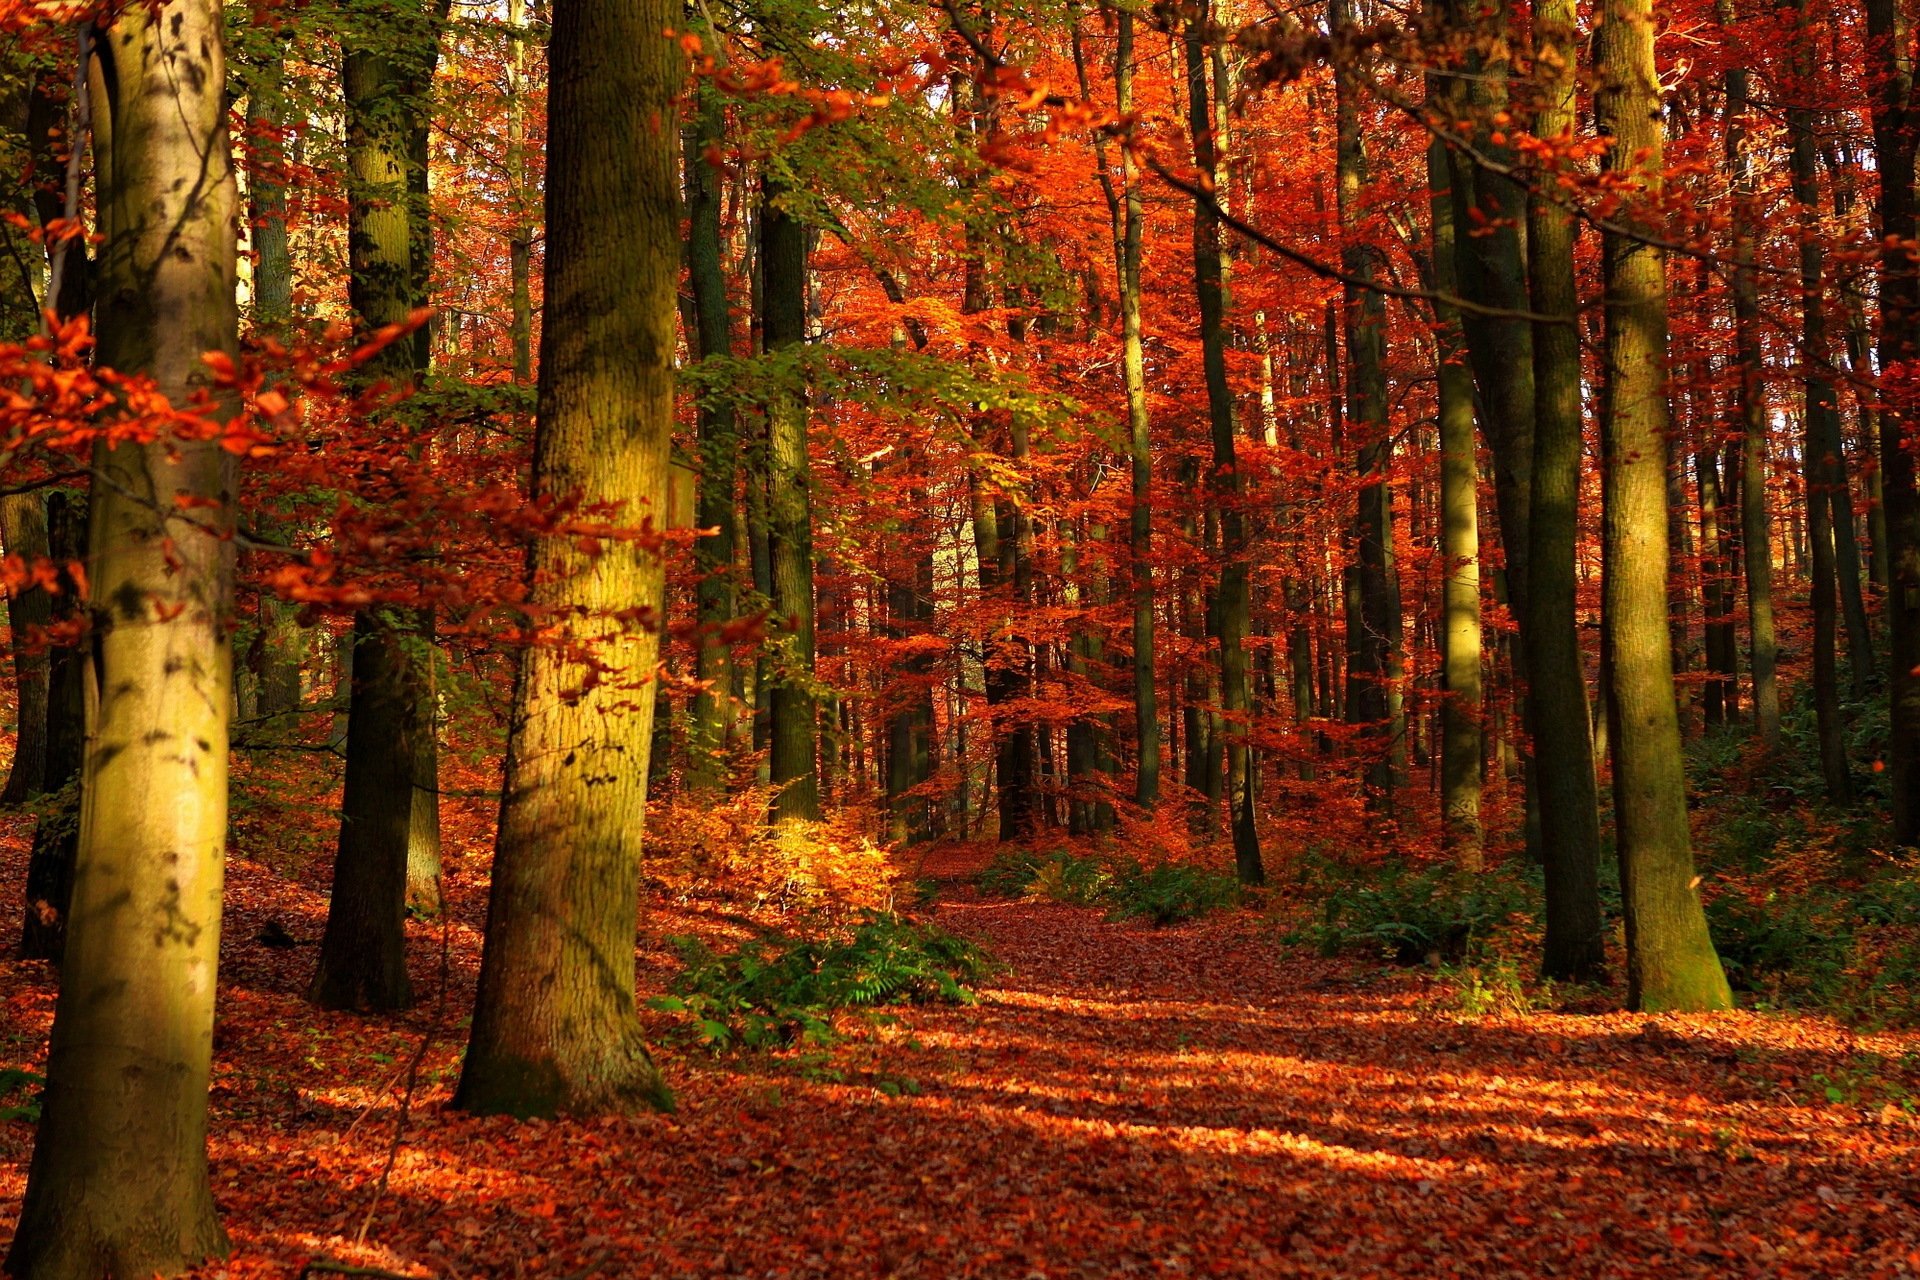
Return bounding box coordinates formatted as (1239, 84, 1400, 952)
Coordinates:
(1108, 861, 1242, 925)
(976, 849, 1109, 904)
(976, 849, 1239, 924)
(1303, 860, 1532, 965)
(650, 912, 990, 1051)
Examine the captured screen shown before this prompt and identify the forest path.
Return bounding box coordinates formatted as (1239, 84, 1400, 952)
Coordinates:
(2, 824, 1919, 1278)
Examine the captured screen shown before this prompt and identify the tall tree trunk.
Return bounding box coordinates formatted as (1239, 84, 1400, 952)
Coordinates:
(1864, 0, 1920, 840)
(1441, 0, 1538, 854)
(6, 3, 240, 1270)
(1594, 0, 1732, 1011)
(762, 175, 818, 823)
(454, 0, 677, 1117)
(312, 8, 441, 1008)
(1185, 3, 1261, 882)
(685, 68, 738, 792)
(246, 31, 293, 334)
(1790, 4, 1855, 801)
(1333, 0, 1395, 804)
(1428, 134, 1483, 868)
(1527, 0, 1605, 979)
(506, 0, 534, 384)
(1719, 5, 1781, 748)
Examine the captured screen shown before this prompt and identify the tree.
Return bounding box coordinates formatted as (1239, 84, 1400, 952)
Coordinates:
(309, 0, 447, 1009)
(6, 0, 240, 1270)
(454, 0, 678, 1117)
(1593, 0, 1732, 1012)
(1526, 0, 1606, 981)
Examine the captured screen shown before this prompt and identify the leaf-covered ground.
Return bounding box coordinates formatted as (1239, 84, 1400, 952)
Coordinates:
(3, 822, 1919, 1278)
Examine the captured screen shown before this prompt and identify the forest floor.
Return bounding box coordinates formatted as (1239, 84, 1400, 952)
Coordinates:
(3, 813, 1920, 1278)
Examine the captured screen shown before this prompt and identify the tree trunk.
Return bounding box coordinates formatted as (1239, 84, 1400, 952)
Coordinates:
(311, 612, 417, 1009)
(1428, 134, 1483, 869)
(1789, 3, 1854, 802)
(685, 69, 739, 793)
(1594, 0, 1732, 1011)
(455, 0, 677, 1117)
(6, 3, 239, 1271)
(1332, 0, 1395, 805)
(1525, 0, 1606, 979)
(315, 7, 443, 1005)
(1185, 3, 1261, 882)
(761, 174, 819, 823)
(1, 492, 50, 803)
(1718, 9, 1780, 748)
(19, 492, 86, 962)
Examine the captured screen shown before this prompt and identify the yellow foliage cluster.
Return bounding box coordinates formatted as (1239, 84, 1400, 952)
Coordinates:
(645, 787, 901, 917)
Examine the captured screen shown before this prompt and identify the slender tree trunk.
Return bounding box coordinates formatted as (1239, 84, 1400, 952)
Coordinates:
(313, 10, 441, 1007)
(506, 0, 533, 384)
(1428, 134, 1483, 869)
(6, 3, 240, 1270)
(1527, 0, 1605, 979)
(685, 69, 738, 792)
(247, 31, 293, 334)
(1718, 12, 1781, 748)
(1, 493, 50, 803)
(762, 175, 818, 823)
(1594, 0, 1733, 1011)
(455, 0, 677, 1117)
(1185, 3, 1261, 882)
(1789, 5, 1855, 801)
(1333, 0, 1395, 804)
(19, 492, 86, 962)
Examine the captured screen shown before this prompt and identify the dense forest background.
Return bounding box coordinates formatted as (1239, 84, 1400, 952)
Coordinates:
(2, 0, 1920, 1272)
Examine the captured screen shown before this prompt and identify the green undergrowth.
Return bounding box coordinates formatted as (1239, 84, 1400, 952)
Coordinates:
(650, 911, 991, 1052)
(976, 849, 1243, 924)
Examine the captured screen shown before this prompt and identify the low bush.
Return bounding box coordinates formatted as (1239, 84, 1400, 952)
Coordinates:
(976, 849, 1240, 924)
(1300, 859, 1533, 966)
(650, 911, 990, 1051)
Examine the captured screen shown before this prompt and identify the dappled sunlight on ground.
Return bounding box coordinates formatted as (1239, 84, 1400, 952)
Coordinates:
(0, 813, 1917, 1277)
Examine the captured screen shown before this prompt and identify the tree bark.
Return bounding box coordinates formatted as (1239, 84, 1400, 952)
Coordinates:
(1, 493, 50, 803)
(1594, 0, 1732, 1011)
(455, 0, 677, 1117)
(761, 174, 819, 823)
(6, 2, 239, 1270)
(19, 492, 86, 962)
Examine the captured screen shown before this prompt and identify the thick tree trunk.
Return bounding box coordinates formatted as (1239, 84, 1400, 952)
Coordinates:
(1594, 0, 1732, 1011)
(761, 175, 819, 823)
(455, 0, 677, 1117)
(6, 3, 240, 1271)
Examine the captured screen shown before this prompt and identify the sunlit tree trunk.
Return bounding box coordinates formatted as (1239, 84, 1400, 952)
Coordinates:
(1427, 135, 1482, 868)
(455, 0, 677, 1117)
(1594, 0, 1732, 1011)
(6, 2, 240, 1270)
